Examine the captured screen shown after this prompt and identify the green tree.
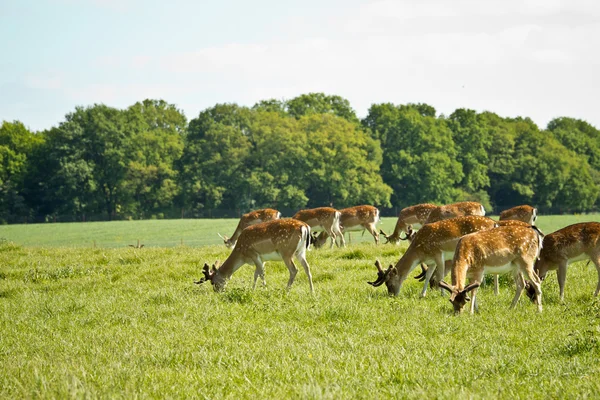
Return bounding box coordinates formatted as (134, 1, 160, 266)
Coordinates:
(299, 113, 391, 207)
(122, 99, 186, 218)
(286, 93, 359, 123)
(364, 104, 463, 208)
(179, 104, 252, 213)
(0, 121, 43, 222)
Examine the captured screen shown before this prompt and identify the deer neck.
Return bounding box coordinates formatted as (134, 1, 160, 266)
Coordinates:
(215, 250, 246, 282)
(396, 246, 423, 282)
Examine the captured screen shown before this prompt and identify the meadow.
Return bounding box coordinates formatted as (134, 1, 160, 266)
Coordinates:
(1, 215, 600, 398)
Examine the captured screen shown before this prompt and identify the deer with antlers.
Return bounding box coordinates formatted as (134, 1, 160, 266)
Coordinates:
(525, 222, 600, 302)
(292, 207, 343, 248)
(438, 225, 545, 314)
(218, 208, 281, 248)
(379, 203, 437, 244)
(423, 201, 486, 224)
(312, 205, 380, 248)
(196, 219, 314, 292)
(368, 215, 498, 297)
(380, 201, 485, 245)
(499, 205, 537, 225)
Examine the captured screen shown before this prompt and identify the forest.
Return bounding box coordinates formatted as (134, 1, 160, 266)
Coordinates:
(1, 93, 599, 223)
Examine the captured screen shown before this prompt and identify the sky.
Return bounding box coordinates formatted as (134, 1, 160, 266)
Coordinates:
(1, 0, 599, 131)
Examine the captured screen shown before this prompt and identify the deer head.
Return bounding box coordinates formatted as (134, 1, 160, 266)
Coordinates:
(367, 259, 400, 295)
(195, 261, 225, 291)
(438, 281, 481, 314)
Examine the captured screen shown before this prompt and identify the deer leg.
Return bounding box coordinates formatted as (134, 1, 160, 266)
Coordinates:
(365, 224, 379, 245)
(335, 225, 346, 248)
(282, 258, 299, 291)
(510, 270, 525, 309)
(494, 275, 499, 296)
(591, 256, 600, 297)
(296, 252, 314, 293)
(325, 227, 338, 249)
(420, 255, 442, 298)
(469, 286, 479, 314)
(250, 255, 266, 289)
(557, 260, 568, 302)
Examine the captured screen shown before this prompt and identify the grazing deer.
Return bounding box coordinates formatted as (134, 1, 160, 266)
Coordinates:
(499, 205, 537, 225)
(525, 222, 600, 302)
(292, 207, 343, 248)
(312, 205, 380, 248)
(423, 201, 486, 224)
(438, 225, 545, 314)
(218, 208, 281, 248)
(489, 219, 533, 294)
(380, 203, 437, 244)
(196, 219, 314, 292)
(368, 216, 498, 297)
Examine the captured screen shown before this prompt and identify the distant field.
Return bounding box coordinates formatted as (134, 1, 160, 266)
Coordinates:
(1, 214, 599, 248)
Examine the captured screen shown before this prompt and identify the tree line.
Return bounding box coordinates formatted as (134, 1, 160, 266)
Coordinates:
(1, 93, 599, 223)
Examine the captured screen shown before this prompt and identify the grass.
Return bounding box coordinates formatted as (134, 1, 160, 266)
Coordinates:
(1, 215, 600, 398)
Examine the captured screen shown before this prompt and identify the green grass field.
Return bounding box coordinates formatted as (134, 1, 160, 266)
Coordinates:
(1, 215, 600, 398)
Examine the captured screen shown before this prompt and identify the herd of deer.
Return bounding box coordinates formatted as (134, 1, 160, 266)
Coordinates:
(195, 202, 600, 314)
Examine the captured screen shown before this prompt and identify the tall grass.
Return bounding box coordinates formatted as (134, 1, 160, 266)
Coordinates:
(1, 215, 600, 398)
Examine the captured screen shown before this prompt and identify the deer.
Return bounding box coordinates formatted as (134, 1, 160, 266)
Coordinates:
(525, 222, 600, 302)
(368, 215, 498, 297)
(380, 201, 485, 245)
(438, 225, 545, 314)
(499, 205, 537, 225)
(423, 201, 486, 224)
(485, 219, 532, 294)
(195, 218, 314, 292)
(311, 205, 380, 248)
(379, 203, 437, 244)
(218, 208, 281, 248)
(292, 207, 343, 248)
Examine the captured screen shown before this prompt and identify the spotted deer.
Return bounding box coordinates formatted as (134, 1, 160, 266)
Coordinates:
(292, 207, 343, 248)
(525, 222, 600, 302)
(380, 202, 486, 245)
(423, 201, 486, 224)
(499, 205, 537, 225)
(379, 203, 437, 244)
(218, 208, 281, 248)
(368, 216, 498, 297)
(312, 205, 380, 248)
(196, 219, 314, 292)
(439, 225, 545, 314)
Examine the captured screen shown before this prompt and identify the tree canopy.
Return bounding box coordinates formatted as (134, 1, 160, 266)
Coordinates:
(1, 93, 598, 222)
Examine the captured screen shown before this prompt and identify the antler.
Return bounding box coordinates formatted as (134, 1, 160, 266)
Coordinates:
(400, 226, 414, 241)
(194, 263, 216, 285)
(367, 259, 392, 287)
(414, 264, 428, 281)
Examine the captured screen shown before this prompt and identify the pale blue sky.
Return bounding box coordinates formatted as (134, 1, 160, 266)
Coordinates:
(1, 0, 599, 131)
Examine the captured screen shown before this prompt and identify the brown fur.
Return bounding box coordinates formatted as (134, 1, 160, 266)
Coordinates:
(499, 205, 537, 225)
(497, 219, 531, 227)
(199, 218, 314, 292)
(370, 215, 497, 297)
(443, 225, 544, 314)
(293, 207, 343, 248)
(380, 203, 437, 244)
(313, 205, 380, 247)
(220, 208, 281, 247)
(534, 222, 600, 300)
(424, 201, 486, 224)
